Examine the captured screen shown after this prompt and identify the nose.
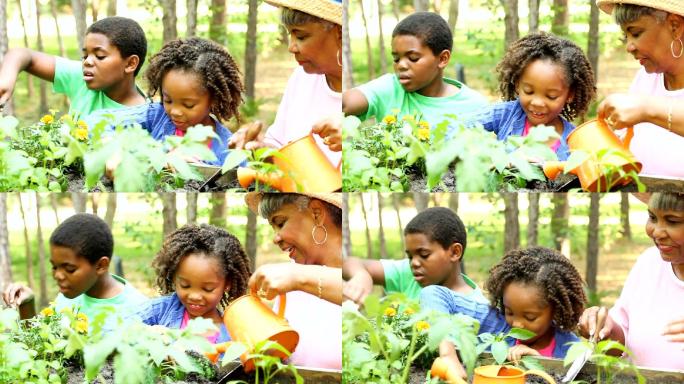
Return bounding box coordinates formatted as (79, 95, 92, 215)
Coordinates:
(53, 269, 65, 281)
(625, 39, 636, 54)
(409, 256, 420, 269)
(272, 231, 283, 246)
(396, 58, 409, 71)
(530, 97, 545, 108)
(83, 55, 94, 67)
(652, 222, 668, 239)
(168, 106, 182, 119)
(288, 38, 299, 54)
(511, 318, 525, 329)
(188, 291, 202, 302)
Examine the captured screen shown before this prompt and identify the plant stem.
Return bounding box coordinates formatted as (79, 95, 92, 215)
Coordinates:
(400, 328, 419, 384)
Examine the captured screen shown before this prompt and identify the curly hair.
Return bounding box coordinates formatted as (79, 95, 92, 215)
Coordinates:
(144, 37, 244, 123)
(87, 17, 147, 76)
(392, 12, 452, 55)
(484, 246, 587, 331)
(496, 32, 596, 121)
(404, 207, 467, 254)
(50, 213, 113, 264)
(153, 224, 251, 309)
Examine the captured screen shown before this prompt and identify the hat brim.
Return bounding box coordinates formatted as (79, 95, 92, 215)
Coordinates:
(596, 0, 684, 16)
(632, 192, 651, 205)
(263, 0, 342, 25)
(245, 192, 342, 215)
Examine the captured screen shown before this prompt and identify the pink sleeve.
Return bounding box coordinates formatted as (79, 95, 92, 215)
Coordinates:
(608, 248, 649, 339)
(264, 70, 298, 148)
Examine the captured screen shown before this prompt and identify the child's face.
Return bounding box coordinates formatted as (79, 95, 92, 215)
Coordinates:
(404, 233, 457, 287)
(161, 69, 214, 133)
(268, 202, 322, 265)
(287, 22, 341, 76)
(502, 282, 554, 346)
(49, 245, 100, 299)
(391, 34, 446, 94)
(174, 253, 229, 319)
(645, 207, 684, 265)
(516, 59, 573, 127)
(82, 33, 132, 91)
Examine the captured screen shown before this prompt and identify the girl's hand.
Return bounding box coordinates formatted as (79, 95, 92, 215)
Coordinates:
(663, 317, 684, 343)
(311, 117, 342, 152)
(2, 283, 34, 308)
(507, 344, 540, 364)
(598, 93, 651, 130)
(248, 263, 304, 300)
(228, 121, 265, 150)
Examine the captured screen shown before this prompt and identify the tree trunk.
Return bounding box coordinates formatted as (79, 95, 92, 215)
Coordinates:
(391, 0, 400, 20)
(620, 192, 632, 239)
(377, 0, 387, 74)
(244, 0, 258, 99)
(551, 193, 571, 257)
(448, 0, 459, 33)
(503, 193, 520, 253)
(359, 0, 374, 80)
(186, 192, 198, 224)
(342, 193, 351, 258)
(500, 0, 519, 50)
(433, 0, 442, 12)
(392, 194, 404, 251)
(527, 192, 539, 246)
(36, 194, 48, 307)
(528, 0, 539, 32)
(91, 0, 99, 21)
(209, 192, 226, 228)
(0, 194, 11, 291)
(586, 193, 600, 292)
(50, 194, 59, 225)
(71, 0, 87, 52)
(413, 0, 429, 11)
(35, 0, 47, 114)
(159, 0, 178, 45)
(359, 194, 372, 259)
(16, 0, 33, 103)
(551, 0, 569, 36)
(72, 193, 86, 213)
(587, 0, 600, 80)
(186, 0, 197, 37)
(377, 193, 387, 259)
(17, 194, 33, 289)
(209, 0, 226, 45)
(245, 208, 257, 273)
(91, 193, 99, 216)
(161, 193, 177, 238)
(342, 0, 354, 90)
(107, 0, 117, 16)
(448, 193, 459, 213)
(431, 194, 441, 207)
(413, 192, 428, 212)
(104, 194, 117, 228)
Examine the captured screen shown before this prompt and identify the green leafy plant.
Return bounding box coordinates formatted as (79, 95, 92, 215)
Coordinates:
(222, 339, 303, 384)
(563, 339, 645, 384)
(476, 328, 547, 371)
(222, 147, 301, 191)
(564, 148, 645, 192)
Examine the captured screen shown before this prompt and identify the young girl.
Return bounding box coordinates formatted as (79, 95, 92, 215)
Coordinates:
(137, 224, 251, 343)
(421, 246, 587, 360)
(473, 32, 596, 160)
(88, 37, 244, 166)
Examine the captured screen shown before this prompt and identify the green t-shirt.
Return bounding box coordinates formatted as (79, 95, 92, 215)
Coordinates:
(358, 73, 489, 129)
(52, 57, 145, 117)
(380, 258, 488, 303)
(53, 274, 148, 332)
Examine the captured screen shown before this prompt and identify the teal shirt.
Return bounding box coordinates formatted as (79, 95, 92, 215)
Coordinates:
(52, 57, 146, 117)
(357, 73, 489, 129)
(380, 258, 488, 303)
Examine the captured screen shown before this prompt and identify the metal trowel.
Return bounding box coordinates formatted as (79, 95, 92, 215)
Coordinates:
(562, 307, 607, 383)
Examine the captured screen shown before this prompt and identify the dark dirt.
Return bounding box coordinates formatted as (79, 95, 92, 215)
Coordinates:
(63, 171, 241, 192)
(406, 165, 457, 192)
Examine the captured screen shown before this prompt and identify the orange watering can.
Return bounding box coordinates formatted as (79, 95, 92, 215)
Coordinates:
(473, 365, 556, 384)
(237, 134, 341, 192)
(543, 118, 641, 192)
(222, 290, 299, 372)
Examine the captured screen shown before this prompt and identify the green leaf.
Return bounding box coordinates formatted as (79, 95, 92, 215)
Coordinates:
(115, 155, 148, 192)
(222, 150, 249, 172)
(508, 327, 536, 341)
(114, 344, 147, 384)
(491, 340, 509, 364)
(564, 150, 590, 174)
(84, 334, 119, 380)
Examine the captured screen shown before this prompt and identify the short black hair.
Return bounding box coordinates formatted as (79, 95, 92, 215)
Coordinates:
(153, 224, 251, 309)
(404, 207, 467, 254)
(49, 213, 113, 264)
(392, 12, 452, 55)
(86, 16, 147, 76)
(485, 246, 587, 331)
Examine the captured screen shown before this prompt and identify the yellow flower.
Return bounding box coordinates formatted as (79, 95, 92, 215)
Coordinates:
(418, 121, 430, 130)
(417, 127, 430, 141)
(76, 313, 88, 322)
(382, 115, 397, 125)
(415, 320, 430, 331)
(77, 120, 88, 130)
(74, 127, 88, 140)
(402, 115, 415, 122)
(384, 307, 397, 317)
(40, 114, 54, 124)
(75, 320, 88, 333)
(40, 307, 55, 317)
(403, 307, 416, 315)
(59, 307, 73, 315)
(60, 114, 73, 123)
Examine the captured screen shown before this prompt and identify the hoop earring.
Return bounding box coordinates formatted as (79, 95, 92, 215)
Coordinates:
(336, 49, 342, 67)
(671, 38, 683, 58)
(311, 224, 328, 245)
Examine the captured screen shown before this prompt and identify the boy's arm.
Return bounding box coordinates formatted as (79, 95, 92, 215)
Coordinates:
(342, 89, 369, 117)
(0, 48, 56, 104)
(342, 257, 386, 305)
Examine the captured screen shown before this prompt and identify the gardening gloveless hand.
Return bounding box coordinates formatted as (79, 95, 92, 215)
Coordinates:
(598, 93, 652, 130)
(2, 283, 34, 308)
(311, 116, 342, 152)
(506, 343, 540, 364)
(578, 306, 623, 344)
(249, 263, 306, 300)
(663, 317, 684, 343)
(342, 270, 374, 307)
(228, 120, 265, 150)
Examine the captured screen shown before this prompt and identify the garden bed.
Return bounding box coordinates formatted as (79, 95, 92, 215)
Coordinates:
(217, 365, 342, 384)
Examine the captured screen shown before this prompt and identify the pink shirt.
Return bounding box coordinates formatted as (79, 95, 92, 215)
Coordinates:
(522, 119, 561, 153)
(515, 336, 556, 358)
(180, 310, 219, 344)
(264, 66, 341, 167)
(623, 67, 684, 177)
(609, 246, 684, 370)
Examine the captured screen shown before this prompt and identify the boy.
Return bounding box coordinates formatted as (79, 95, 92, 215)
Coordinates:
(343, 206, 488, 306)
(0, 17, 147, 117)
(2, 213, 147, 330)
(342, 12, 488, 128)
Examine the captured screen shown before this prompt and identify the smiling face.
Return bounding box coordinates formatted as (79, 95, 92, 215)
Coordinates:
(516, 59, 573, 127)
(174, 253, 229, 319)
(81, 33, 132, 91)
(621, 14, 680, 74)
(645, 207, 684, 267)
(404, 233, 457, 287)
(50, 245, 101, 299)
(287, 21, 341, 76)
(502, 282, 554, 347)
(391, 34, 447, 95)
(268, 201, 325, 265)
(161, 69, 214, 133)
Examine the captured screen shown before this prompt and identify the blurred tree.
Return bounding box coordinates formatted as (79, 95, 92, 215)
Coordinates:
(528, 0, 539, 32)
(503, 193, 519, 252)
(377, 0, 387, 74)
(360, 194, 372, 258)
(209, 192, 226, 228)
(391, 0, 399, 20)
(343, 193, 351, 258)
(448, 0, 459, 33)
(527, 192, 539, 246)
(620, 192, 632, 239)
(161, 192, 177, 238)
(586, 193, 600, 291)
(0, 194, 10, 291)
(104, 193, 116, 228)
(186, 192, 198, 224)
(245, 0, 258, 99)
(413, 0, 428, 11)
(0, 0, 11, 115)
(186, 0, 198, 36)
(377, 193, 387, 258)
(91, 194, 99, 216)
(392, 194, 404, 250)
(413, 192, 428, 212)
(501, 0, 519, 50)
(17, 194, 33, 289)
(160, 0, 178, 44)
(551, 0, 568, 36)
(246, 208, 257, 272)
(72, 193, 86, 213)
(35, 0, 47, 114)
(209, 0, 226, 45)
(36, 194, 48, 307)
(448, 192, 459, 213)
(343, 0, 354, 89)
(551, 193, 570, 257)
(107, 0, 117, 16)
(72, 0, 87, 51)
(360, 0, 375, 80)
(588, 0, 600, 78)
(16, 0, 33, 102)
(50, 194, 60, 224)
(91, 0, 100, 21)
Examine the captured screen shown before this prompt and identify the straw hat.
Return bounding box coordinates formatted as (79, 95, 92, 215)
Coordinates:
(263, 0, 342, 25)
(245, 192, 342, 215)
(596, 0, 684, 16)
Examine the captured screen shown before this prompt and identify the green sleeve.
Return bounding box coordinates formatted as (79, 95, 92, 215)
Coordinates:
(380, 258, 422, 300)
(52, 57, 84, 98)
(357, 74, 402, 121)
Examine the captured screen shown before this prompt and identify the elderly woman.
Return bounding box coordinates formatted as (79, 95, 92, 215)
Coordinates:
(580, 192, 684, 370)
(230, 0, 342, 163)
(596, 0, 684, 177)
(245, 192, 342, 370)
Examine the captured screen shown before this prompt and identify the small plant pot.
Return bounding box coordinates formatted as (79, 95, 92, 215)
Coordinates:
(473, 365, 556, 384)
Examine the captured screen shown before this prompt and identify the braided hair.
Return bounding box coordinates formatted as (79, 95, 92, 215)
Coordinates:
(153, 224, 251, 309)
(496, 32, 596, 121)
(145, 37, 244, 123)
(484, 246, 587, 331)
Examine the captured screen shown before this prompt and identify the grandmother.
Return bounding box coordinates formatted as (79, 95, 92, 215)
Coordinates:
(596, 0, 684, 177)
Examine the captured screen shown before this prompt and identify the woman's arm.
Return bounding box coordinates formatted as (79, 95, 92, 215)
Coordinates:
(599, 94, 684, 137)
(249, 263, 343, 305)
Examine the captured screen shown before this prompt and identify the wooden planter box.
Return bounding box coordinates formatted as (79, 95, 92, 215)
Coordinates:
(217, 366, 341, 383)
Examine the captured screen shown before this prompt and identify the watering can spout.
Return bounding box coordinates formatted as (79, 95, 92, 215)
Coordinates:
(237, 167, 296, 192)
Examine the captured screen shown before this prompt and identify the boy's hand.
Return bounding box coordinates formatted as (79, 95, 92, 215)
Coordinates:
(311, 117, 342, 152)
(0, 78, 16, 106)
(506, 344, 540, 364)
(229, 121, 264, 150)
(3, 283, 34, 308)
(342, 272, 373, 306)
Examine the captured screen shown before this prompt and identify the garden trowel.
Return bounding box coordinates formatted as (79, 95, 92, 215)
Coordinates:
(562, 307, 607, 383)
(216, 358, 243, 384)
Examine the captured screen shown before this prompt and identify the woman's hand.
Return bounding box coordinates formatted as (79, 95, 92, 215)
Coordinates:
(663, 317, 684, 343)
(228, 121, 265, 150)
(311, 117, 342, 152)
(598, 93, 652, 130)
(507, 344, 540, 364)
(578, 306, 612, 341)
(2, 283, 34, 308)
(342, 271, 373, 306)
(248, 263, 304, 300)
